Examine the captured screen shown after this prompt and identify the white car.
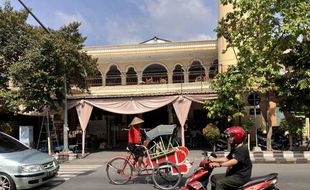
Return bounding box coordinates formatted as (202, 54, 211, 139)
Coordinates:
(0, 132, 59, 190)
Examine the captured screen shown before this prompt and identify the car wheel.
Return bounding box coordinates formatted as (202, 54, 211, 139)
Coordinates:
(0, 172, 16, 190)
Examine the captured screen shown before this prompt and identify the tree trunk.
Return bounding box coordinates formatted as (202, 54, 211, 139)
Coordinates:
(266, 125, 273, 151)
(289, 134, 293, 150)
(213, 144, 216, 152)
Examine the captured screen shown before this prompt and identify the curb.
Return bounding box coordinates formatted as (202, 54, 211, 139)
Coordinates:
(212, 151, 310, 164)
(56, 150, 310, 164)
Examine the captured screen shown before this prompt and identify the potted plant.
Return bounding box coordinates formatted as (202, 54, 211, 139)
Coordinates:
(202, 123, 220, 152)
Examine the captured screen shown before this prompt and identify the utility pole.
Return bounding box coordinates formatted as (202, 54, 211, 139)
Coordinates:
(17, 0, 69, 152)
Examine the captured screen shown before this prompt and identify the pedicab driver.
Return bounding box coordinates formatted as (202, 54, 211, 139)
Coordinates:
(209, 126, 252, 190)
(125, 117, 145, 172)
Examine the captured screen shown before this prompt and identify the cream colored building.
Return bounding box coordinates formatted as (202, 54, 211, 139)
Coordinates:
(66, 1, 274, 152)
(64, 2, 244, 151)
(68, 38, 221, 149)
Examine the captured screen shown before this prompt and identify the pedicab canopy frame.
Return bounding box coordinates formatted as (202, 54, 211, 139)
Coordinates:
(145, 124, 177, 141)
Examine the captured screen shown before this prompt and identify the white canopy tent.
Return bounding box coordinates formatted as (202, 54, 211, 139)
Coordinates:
(68, 94, 216, 156)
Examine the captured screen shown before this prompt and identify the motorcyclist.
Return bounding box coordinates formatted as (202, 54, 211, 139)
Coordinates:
(209, 126, 252, 190)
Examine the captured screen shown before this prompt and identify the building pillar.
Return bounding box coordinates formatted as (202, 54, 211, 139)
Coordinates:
(184, 71, 189, 83)
(102, 73, 106, 86)
(121, 73, 126, 85)
(168, 72, 173, 84)
(217, 0, 237, 72)
(137, 72, 143, 84)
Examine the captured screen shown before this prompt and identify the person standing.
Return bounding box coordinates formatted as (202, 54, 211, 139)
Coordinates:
(210, 126, 252, 190)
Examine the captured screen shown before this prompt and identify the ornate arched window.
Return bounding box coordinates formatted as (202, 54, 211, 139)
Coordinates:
(86, 70, 102, 86)
(173, 64, 184, 83)
(189, 61, 205, 82)
(106, 65, 121, 86)
(209, 59, 218, 79)
(142, 64, 167, 84)
(126, 67, 137, 85)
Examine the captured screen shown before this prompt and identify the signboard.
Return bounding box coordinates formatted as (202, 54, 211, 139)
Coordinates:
(19, 126, 34, 148)
(248, 93, 261, 106)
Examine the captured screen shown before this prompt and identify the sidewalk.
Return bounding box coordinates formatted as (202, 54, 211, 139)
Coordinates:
(61, 149, 310, 165)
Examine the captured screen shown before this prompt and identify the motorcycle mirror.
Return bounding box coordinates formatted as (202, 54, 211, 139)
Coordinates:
(202, 151, 208, 156)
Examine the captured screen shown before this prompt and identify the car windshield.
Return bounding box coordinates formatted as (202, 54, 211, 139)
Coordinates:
(0, 133, 29, 153)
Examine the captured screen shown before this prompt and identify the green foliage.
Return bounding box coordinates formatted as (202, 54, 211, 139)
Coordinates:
(206, 0, 310, 122)
(0, 121, 15, 135)
(275, 39, 310, 117)
(242, 119, 254, 134)
(279, 116, 304, 137)
(202, 123, 220, 145)
(0, 2, 98, 113)
(204, 66, 246, 121)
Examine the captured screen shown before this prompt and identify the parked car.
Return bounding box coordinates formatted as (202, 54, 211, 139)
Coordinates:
(0, 132, 59, 190)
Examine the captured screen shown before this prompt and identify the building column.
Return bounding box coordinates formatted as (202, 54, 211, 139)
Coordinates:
(121, 73, 126, 85)
(137, 72, 143, 84)
(184, 71, 189, 83)
(218, 0, 237, 72)
(102, 73, 106, 86)
(168, 72, 173, 84)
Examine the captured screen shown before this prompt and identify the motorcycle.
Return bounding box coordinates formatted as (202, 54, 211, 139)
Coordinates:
(180, 152, 279, 190)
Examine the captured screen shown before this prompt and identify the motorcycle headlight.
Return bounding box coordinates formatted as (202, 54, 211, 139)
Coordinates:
(20, 164, 43, 173)
(271, 178, 278, 184)
(185, 177, 192, 184)
(53, 158, 59, 167)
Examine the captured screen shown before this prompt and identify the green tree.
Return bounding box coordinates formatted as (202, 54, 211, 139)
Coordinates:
(204, 66, 246, 123)
(276, 38, 310, 117)
(0, 2, 98, 113)
(207, 0, 309, 150)
(279, 115, 304, 150)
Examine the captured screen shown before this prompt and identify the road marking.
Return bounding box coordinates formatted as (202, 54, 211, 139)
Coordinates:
(49, 164, 102, 182)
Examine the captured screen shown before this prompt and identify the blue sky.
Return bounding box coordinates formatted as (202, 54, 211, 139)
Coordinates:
(4, 0, 218, 46)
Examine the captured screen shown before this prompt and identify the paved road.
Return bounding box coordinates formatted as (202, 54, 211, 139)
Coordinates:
(37, 161, 310, 190)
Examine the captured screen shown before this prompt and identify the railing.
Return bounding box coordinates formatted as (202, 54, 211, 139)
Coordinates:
(86, 71, 215, 87)
(86, 81, 214, 96)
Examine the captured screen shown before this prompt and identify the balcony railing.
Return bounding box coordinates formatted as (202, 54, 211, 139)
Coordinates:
(83, 81, 214, 97)
(76, 71, 217, 97)
(86, 71, 216, 87)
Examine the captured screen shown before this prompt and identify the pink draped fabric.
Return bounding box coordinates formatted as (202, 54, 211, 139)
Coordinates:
(75, 101, 93, 131)
(83, 95, 179, 114)
(173, 96, 192, 127)
(173, 96, 192, 146)
(68, 94, 214, 152)
(75, 101, 93, 156)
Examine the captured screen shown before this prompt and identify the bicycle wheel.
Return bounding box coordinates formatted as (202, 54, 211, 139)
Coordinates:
(152, 161, 182, 190)
(106, 157, 133, 185)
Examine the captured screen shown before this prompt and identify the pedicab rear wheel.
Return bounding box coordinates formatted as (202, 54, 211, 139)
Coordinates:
(106, 157, 133, 185)
(152, 161, 181, 190)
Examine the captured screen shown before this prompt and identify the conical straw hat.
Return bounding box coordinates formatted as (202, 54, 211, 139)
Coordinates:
(129, 117, 144, 126)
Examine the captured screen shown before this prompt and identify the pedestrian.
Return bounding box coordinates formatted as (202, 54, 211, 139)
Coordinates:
(209, 126, 252, 190)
